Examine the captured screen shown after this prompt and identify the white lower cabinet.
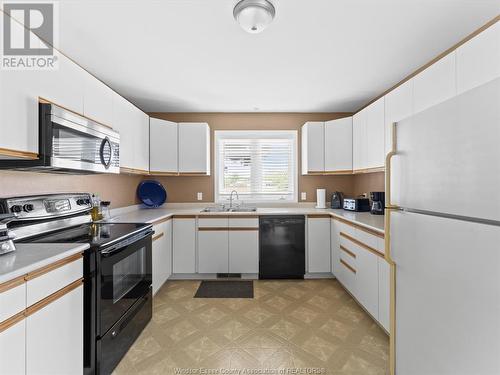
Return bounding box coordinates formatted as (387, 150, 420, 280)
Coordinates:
(0, 319, 25, 375)
(229, 230, 259, 274)
(152, 220, 172, 294)
(351, 241, 379, 319)
(173, 218, 197, 273)
(378, 257, 390, 331)
(307, 217, 331, 273)
(198, 230, 229, 273)
(26, 284, 83, 375)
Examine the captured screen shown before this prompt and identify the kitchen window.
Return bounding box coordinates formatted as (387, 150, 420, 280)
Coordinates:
(215, 130, 298, 203)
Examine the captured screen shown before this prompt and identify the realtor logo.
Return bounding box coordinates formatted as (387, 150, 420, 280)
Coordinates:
(1, 1, 59, 69)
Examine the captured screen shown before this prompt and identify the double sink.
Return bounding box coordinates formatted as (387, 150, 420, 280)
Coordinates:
(201, 206, 257, 213)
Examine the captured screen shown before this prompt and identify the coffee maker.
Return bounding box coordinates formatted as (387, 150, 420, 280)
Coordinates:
(370, 192, 385, 215)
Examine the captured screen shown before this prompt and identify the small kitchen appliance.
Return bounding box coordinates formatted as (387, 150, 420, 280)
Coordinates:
(330, 192, 344, 209)
(343, 197, 370, 212)
(370, 191, 385, 215)
(0, 213, 16, 255)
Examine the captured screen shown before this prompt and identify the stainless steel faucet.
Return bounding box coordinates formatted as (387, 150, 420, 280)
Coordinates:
(229, 190, 239, 209)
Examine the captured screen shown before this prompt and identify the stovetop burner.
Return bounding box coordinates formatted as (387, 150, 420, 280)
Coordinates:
(18, 222, 149, 248)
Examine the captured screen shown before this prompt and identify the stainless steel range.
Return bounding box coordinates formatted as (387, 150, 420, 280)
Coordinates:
(0, 193, 153, 375)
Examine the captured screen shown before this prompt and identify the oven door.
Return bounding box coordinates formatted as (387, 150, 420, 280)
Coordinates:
(97, 229, 152, 336)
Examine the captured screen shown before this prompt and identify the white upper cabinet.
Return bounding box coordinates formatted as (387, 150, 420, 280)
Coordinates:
(83, 73, 114, 127)
(324, 117, 353, 172)
(413, 52, 456, 114)
(384, 80, 413, 156)
(150, 118, 178, 174)
(301, 122, 325, 174)
(457, 22, 500, 94)
(365, 97, 385, 168)
(135, 109, 150, 172)
(352, 110, 367, 171)
(178, 123, 210, 175)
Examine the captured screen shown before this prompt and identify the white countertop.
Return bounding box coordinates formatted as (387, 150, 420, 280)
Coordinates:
(109, 205, 385, 234)
(0, 243, 89, 284)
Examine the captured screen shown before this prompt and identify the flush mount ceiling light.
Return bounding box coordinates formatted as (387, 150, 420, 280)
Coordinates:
(233, 0, 276, 34)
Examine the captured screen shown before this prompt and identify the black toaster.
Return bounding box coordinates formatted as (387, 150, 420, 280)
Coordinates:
(343, 198, 370, 212)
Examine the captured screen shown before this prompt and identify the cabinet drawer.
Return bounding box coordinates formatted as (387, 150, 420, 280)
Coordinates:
(198, 217, 228, 228)
(354, 228, 378, 249)
(339, 258, 357, 295)
(339, 237, 358, 267)
(0, 317, 26, 375)
(336, 220, 355, 236)
(0, 278, 26, 322)
(26, 256, 83, 307)
(228, 217, 259, 228)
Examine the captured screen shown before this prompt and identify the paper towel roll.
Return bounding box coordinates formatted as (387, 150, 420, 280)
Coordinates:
(316, 188, 326, 209)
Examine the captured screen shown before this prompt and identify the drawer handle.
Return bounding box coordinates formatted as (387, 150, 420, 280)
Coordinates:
(339, 245, 356, 258)
(152, 232, 164, 241)
(340, 259, 356, 274)
(25, 278, 83, 317)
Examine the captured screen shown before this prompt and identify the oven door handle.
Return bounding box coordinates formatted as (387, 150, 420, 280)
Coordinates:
(101, 229, 154, 257)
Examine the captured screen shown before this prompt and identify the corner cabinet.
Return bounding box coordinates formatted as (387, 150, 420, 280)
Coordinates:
(178, 123, 211, 175)
(307, 216, 331, 273)
(173, 217, 197, 274)
(152, 218, 172, 294)
(301, 118, 353, 175)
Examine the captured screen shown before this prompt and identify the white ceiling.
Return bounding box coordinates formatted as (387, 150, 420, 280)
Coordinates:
(57, 0, 499, 112)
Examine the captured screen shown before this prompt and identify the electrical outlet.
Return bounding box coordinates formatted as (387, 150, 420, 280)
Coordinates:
(197, 192, 203, 201)
(301, 192, 307, 201)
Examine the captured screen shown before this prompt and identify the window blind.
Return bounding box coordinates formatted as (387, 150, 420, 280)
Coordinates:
(215, 131, 297, 202)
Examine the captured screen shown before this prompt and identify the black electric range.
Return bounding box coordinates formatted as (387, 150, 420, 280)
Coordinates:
(1, 193, 153, 375)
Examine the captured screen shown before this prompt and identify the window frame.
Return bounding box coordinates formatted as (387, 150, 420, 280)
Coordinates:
(214, 130, 298, 204)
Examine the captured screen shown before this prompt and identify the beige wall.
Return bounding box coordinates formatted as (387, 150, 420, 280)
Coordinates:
(149, 112, 360, 203)
(352, 172, 385, 197)
(0, 170, 142, 208)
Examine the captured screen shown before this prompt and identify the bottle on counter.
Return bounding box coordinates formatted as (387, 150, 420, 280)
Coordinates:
(91, 194, 103, 221)
(100, 201, 111, 221)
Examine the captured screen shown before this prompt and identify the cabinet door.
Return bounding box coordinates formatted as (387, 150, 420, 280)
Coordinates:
(173, 218, 196, 273)
(26, 285, 83, 375)
(198, 230, 229, 273)
(0, 318, 25, 375)
(413, 53, 456, 114)
(229, 230, 259, 273)
(384, 80, 413, 156)
(135, 110, 150, 172)
(378, 257, 390, 332)
(83, 73, 114, 127)
(178, 123, 210, 174)
(457, 22, 500, 94)
(150, 118, 178, 174)
(353, 242, 379, 319)
(324, 118, 352, 172)
(365, 97, 385, 168)
(330, 219, 340, 278)
(307, 217, 331, 273)
(152, 221, 170, 295)
(301, 122, 325, 174)
(164, 220, 173, 281)
(352, 110, 367, 171)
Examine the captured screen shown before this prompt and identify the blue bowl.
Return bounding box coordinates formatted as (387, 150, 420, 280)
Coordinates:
(137, 180, 167, 208)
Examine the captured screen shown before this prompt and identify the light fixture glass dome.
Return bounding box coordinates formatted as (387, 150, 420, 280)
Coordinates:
(233, 0, 276, 34)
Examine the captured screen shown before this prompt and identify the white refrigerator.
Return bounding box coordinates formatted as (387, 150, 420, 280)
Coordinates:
(387, 77, 500, 375)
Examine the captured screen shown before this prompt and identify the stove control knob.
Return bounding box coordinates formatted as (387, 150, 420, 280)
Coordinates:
(76, 199, 85, 205)
(10, 205, 22, 213)
(23, 204, 34, 212)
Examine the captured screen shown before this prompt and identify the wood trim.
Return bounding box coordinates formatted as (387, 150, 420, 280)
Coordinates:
(152, 216, 172, 225)
(356, 16, 500, 113)
(25, 278, 83, 317)
(323, 170, 353, 175)
(340, 232, 385, 258)
(199, 215, 229, 219)
(0, 275, 25, 294)
(228, 227, 259, 231)
(152, 232, 164, 241)
(340, 259, 356, 274)
(120, 167, 150, 175)
(333, 216, 384, 238)
(39, 97, 113, 129)
(148, 171, 179, 176)
(228, 215, 259, 219)
(339, 245, 356, 259)
(308, 214, 331, 219)
(0, 147, 38, 159)
(352, 166, 385, 174)
(25, 253, 83, 281)
(0, 311, 25, 333)
(198, 227, 227, 231)
(173, 215, 197, 219)
(177, 172, 210, 177)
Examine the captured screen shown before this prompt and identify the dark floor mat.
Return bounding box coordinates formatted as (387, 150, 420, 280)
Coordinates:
(194, 280, 254, 298)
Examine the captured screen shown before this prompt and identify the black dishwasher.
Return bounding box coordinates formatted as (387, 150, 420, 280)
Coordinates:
(259, 216, 305, 279)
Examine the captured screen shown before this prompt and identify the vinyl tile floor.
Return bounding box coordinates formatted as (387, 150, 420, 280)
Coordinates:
(113, 279, 389, 375)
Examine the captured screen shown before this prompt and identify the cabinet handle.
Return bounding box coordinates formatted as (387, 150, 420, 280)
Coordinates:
(340, 259, 356, 274)
(152, 232, 164, 241)
(339, 245, 356, 258)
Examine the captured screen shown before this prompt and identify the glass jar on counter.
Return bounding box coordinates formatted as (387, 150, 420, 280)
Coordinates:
(100, 201, 111, 221)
